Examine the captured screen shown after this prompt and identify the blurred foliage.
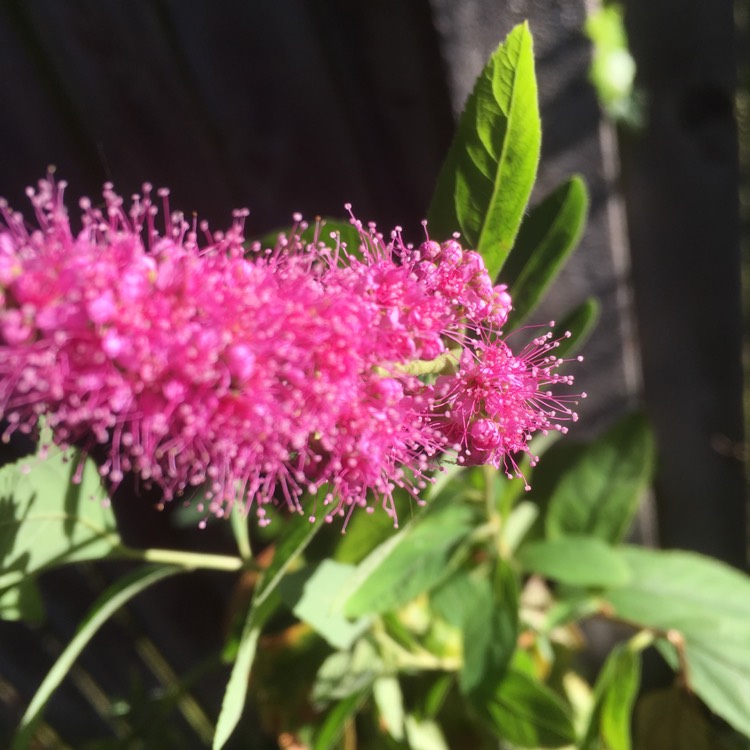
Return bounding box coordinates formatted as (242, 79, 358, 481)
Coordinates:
(585, 4, 644, 128)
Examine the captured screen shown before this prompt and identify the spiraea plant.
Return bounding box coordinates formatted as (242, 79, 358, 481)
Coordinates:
(3, 22, 750, 750)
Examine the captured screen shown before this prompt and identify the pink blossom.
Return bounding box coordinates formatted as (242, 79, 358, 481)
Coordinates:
(0, 176, 582, 526)
(435, 332, 585, 488)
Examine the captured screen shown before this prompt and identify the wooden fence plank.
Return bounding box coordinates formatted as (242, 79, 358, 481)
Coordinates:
(620, 0, 746, 567)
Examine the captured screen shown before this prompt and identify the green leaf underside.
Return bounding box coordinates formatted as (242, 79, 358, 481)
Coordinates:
(606, 547, 750, 737)
(427, 22, 541, 278)
(545, 412, 655, 543)
(12, 565, 181, 749)
(213, 512, 326, 750)
(475, 669, 576, 748)
(503, 175, 589, 327)
(518, 536, 632, 588)
(0, 447, 120, 599)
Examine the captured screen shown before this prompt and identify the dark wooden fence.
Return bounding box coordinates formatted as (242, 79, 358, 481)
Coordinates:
(0, 0, 744, 746)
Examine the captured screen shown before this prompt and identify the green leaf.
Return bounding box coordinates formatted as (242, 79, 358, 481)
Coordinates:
(601, 649, 640, 750)
(333, 490, 413, 565)
(606, 546, 750, 737)
(0, 576, 44, 622)
(213, 607, 262, 750)
(473, 669, 576, 748)
(313, 639, 383, 704)
(420, 674, 454, 720)
(214, 512, 326, 750)
(312, 690, 369, 750)
(404, 715, 450, 750)
(12, 564, 180, 749)
(333, 453, 466, 570)
(518, 536, 632, 588)
(581, 645, 641, 750)
(373, 676, 406, 741)
(427, 22, 541, 277)
(0, 447, 121, 597)
(502, 176, 589, 327)
(469, 563, 519, 696)
(545, 412, 655, 543)
(278, 560, 371, 650)
(433, 562, 519, 697)
(256, 512, 327, 606)
(342, 500, 478, 617)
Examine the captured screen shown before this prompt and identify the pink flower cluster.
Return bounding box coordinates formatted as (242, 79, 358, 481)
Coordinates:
(0, 177, 582, 525)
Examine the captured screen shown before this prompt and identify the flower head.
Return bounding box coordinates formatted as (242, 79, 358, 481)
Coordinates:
(0, 176, 582, 525)
(435, 330, 584, 488)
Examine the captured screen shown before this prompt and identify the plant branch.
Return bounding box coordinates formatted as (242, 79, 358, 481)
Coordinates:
(118, 545, 247, 572)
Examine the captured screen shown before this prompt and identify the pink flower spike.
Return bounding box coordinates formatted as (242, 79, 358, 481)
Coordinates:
(0, 178, 583, 526)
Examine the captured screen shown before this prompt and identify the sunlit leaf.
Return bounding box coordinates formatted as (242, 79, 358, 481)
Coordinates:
(404, 715, 450, 750)
(0, 447, 120, 602)
(427, 23, 540, 277)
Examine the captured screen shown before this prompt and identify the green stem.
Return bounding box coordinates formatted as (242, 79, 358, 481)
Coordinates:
(401, 348, 462, 377)
(118, 544, 247, 572)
